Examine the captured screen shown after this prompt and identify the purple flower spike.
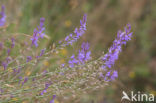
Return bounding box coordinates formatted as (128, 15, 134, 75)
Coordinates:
(31, 29, 39, 47)
(49, 95, 56, 103)
(36, 48, 46, 59)
(62, 14, 87, 46)
(31, 18, 45, 47)
(38, 18, 45, 38)
(0, 5, 6, 27)
(100, 24, 132, 81)
(80, 13, 87, 31)
(39, 18, 45, 27)
(41, 89, 47, 95)
(102, 24, 133, 70)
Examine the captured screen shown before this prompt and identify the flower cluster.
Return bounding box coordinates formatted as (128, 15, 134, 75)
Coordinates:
(100, 24, 133, 81)
(68, 42, 91, 68)
(31, 18, 45, 47)
(0, 5, 6, 27)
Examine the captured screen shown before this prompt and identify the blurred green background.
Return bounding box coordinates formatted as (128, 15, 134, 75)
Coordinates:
(1, 0, 156, 102)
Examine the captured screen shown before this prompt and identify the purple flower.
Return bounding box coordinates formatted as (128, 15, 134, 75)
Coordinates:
(18, 76, 22, 85)
(2, 62, 8, 70)
(13, 67, 21, 74)
(31, 18, 45, 47)
(104, 71, 111, 82)
(7, 49, 11, 56)
(26, 56, 32, 62)
(99, 70, 118, 82)
(0, 5, 6, 27)
(68, 60, 78, 68)
(36, 48, 46, 59)
(40, 48, 45, 56)
(68, 55, 78, 68)
(40, 82, 52, 95)
(65, 35, 70, 41)
(80, 14, 87, 31)
(40, 89, 47, 95)
(49, 95, 56, 103)
(6, 57, 11, 63)
(78, 42, 91, 63)
(110, 70, 118, 80)
(38, 18, 45, 38)
(68, 42, 91, 67)
(22, 77, 28, 86)
(103, 70, 118, 81)
(31, 29, 39, 47)
(61, 63, 65, 67)
(61, 14, 87, 46)
(1, 56, 12, 70)
(59, 40, 62, 44)
(24, 77, 28, 82)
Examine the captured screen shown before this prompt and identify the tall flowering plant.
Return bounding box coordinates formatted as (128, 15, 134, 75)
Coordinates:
(0, 5, 133, 103)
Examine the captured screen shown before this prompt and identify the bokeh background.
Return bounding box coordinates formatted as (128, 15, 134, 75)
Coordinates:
(0, 0, 156, 102)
